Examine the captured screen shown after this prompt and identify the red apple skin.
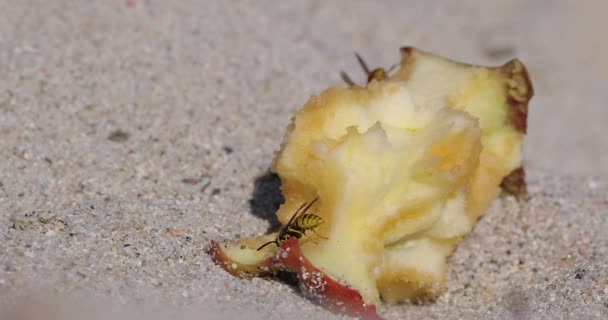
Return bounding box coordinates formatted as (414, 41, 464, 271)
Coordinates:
(207, 239, 383, 319)
(274, 238, 383, 320)
(206, 241, 275, 277)
(500, 58, 534, 134)
(500, 167, 528, 198)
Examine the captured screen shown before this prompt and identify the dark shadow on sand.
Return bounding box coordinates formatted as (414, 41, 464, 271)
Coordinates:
(249, 170, 284, 232)
(248, 171, 301, 290)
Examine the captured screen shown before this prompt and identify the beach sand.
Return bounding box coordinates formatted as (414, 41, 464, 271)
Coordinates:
(1, 1, 606, 319)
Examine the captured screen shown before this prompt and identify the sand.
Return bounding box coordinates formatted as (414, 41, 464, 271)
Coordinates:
(0, 1, 606, 319)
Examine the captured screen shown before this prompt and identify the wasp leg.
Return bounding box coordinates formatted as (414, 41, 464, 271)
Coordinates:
(256, 240, 277, 251)
(300, 232, 320, 245)
(311, 228, 328, 240)
(286, 228, 305, 239)
(308, 238, 320, 245)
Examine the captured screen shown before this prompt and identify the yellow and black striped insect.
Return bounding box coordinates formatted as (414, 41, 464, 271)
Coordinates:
(256, 197, 326, 251)
(341, 53, 398, 87)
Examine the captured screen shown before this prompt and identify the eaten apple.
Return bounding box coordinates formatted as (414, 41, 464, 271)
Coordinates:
(207, 47, 533, 314)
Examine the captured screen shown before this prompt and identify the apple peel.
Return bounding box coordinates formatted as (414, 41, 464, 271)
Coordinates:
(207, 241, 275, 278)
(275, 238, 383, 320)
(208, 238, 383, 320)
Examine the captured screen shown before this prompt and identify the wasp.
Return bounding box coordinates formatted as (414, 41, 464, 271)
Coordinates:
(341, 53, 398, 87)
(257, 197, 326, 251)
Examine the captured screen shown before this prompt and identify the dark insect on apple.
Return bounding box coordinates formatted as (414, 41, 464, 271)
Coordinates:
(341, 52, 398, 86)
(257, 197, 326, 251)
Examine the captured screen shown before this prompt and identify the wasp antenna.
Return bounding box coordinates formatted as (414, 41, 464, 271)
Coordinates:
(286, 201, 309, 228)
(341, 71, 356, 87)
(295, 201, 309, 215)
(301, 197, 319, 215)
(386, 62, 399, 74)
(256, 241, 275, 251)
(355, 52, 371, 75)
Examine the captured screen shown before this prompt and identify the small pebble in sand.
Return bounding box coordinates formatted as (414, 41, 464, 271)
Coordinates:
(181, 177, 201, 185)
(108, 130, 130, 142)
